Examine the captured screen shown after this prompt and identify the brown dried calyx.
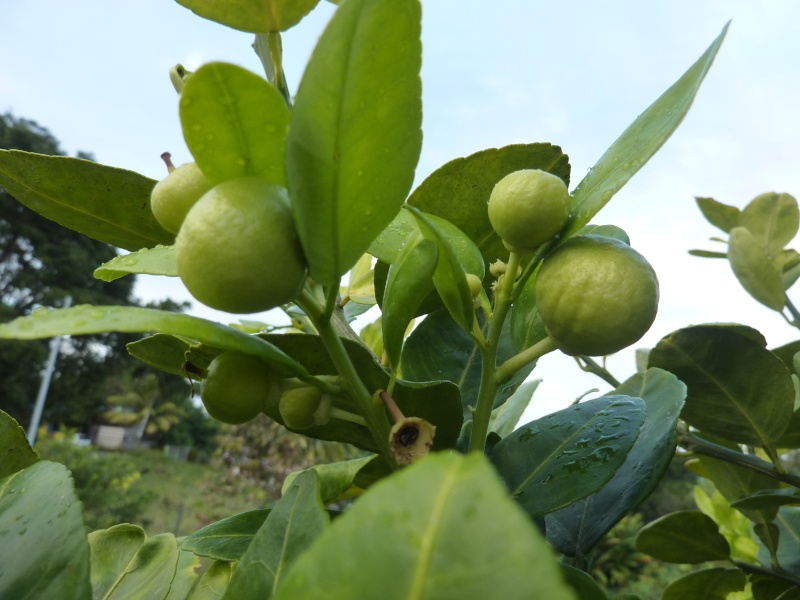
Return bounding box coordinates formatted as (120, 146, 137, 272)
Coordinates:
(380, 390, 436, 466)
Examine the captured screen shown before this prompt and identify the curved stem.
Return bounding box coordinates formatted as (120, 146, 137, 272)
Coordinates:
(575, 356, 621, 387)
(495, 335, 559, 385)
(784, 296, 800, 329)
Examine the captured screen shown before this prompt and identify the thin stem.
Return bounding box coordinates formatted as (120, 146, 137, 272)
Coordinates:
(575, 356, 621, 387)
(329, 407, 368, 427)
(495, 335, 559, 385)
(785, 296, 800, 328)
(322, 284, 339, 324)
(732, 559, 800, 588)
(763, 445, 787, 475)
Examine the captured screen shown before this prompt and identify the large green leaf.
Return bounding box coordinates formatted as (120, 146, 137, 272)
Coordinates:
(182, 510, 270, 562)
(0, 409, 38, 479)
(489, 379, 540, 438)
(696, 196, 741, 233)
(545, 368, 686, 557)
(406, 143, 569, 269)
(402, 308, 533, 420)
(285, 0, 422, 285)
(126, 334, 194, 378)
(0, 150, 172, 251)
(281, 456, 377, 504)
(649, 325, 794, 446)
(731, 489, 800, 512)
(94, 245, 178, 282)
(728, 227, 786, 310)
(165, 549, 202, 600)
(756, 507, 800, 575)
(635, 511, 730, 563)
(563, 23, 728, 240)
(88, 526, 181, 599)
(180, 62, 289, 186)
(490, 396, 646, 518)
(175, 0, 321, 32)
(224, 471, 328, 599)
(739, 192, 799, 255)
(189, 561, 232, 600)
(0, 461, 91, 599)
(272, 453, 575, 600)
(661, 568, 746, 600)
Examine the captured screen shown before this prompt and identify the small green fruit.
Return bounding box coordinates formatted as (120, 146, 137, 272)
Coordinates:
(279, 387, 332, 430)
(488, 169, 570, 251)
(150, 161, 212, 234)
(535, 235, 659, 356)
(175, 177, 307, 314)
(201, 351, 280, 424)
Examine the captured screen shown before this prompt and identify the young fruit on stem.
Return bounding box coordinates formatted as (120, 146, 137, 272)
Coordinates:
(535, 234, 659, 356)
(201, 351, 281, 424)
(488, 169, 570, 252)
(150, 153, 212, 234)
(175, 177, 307, 313)
(279, 386, 366, 431)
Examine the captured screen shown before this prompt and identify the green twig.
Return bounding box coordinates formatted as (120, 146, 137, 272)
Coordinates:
(495, 336, 559, 385)
(575, 356, 621, 387)
(732, 559, 800, 588)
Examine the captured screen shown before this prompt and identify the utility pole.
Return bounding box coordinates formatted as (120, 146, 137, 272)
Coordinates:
(26, 297, 72, 445)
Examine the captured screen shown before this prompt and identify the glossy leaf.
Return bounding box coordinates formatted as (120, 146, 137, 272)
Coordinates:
(285, 0, 422, 285)
(382, 238, 439, 371)
(126, 334, 194, 378)
(224, 471, 328, 599)
(546, 368, 686, 557)
(0, 409, 38, 479)
(739, 192, 799, 254)
(728, 227, 785, 311)
(189, 561, 232, 600)
(175, 0, 321, 32)
(635, 511, 730, 562)
(489, 379, 540, 438)
(490, 396, 646, 518)
(182, 510, 270, 562)
(273, 453, 575, 600)
(731, 489, 800, 512)
(406, 143, 569, 269)
(88, 526, 181, 599)
(696, 196, 741, 233)
(261, 333, 463, 453)
(94, 245, 177, 282)
(402, 308, 533, 420)
(0, 150, 172, 251)
(281, 456, 376, 504)
(661, 568, 746, 600)
(649, 325, 794, 446)
(409, 206, 474, 332)
(0, 461, 91, 599)
(560, 565, 608, 600)
(0, 305, 310, 379)
(180, 62, 289, 187)
(563, 23, 728, 240)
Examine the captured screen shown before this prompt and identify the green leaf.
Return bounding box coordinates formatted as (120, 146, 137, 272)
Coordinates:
(546, 368, 686, 557)
(648, 325, 794, 446)
(406, 143, 570, 269)
(175, 0, 321, 32)
(755, 507, 800, 574)
(273, 453, 575, 600)
(661, 568, 746, 600)
(182, 509, 270, 562)
(560, 565, 608, 600)
(281, 456, 376, 504)
(731, 489, 800, 512)
(408, 206, 475, 332)
(126, 334, 194, 378)
(563, 23, 728, 240)
(0, 461, 91, 599)
(689, 249, 728, 259)
(261, 333, 463, 453)
(728, 227, 786, 311)
(88, 526, 181, 599)
(165, 548, 202, 600)
(189, 561, 232, 600)
(739, 192, 799, 255)
(635, 511, 730, 563)
(402, 308, 533, 420)
(770, 340, 800, 371)
(577, 223, 630, 244)
(0, 409, 38, 479)
(382, 238, 439, 371)
(180, 62, 289, 186)
(489, 379, 540, 438)
(224, 470, 328, 599)
(0, 150, 172, 251)
(94, 245, 178, 282)
(285, 0, 423, 285)
(509, 266, 548, 352)
(696, 197, 741, 233)
(0, 305, 310, 379)
(490, 396, 646, 518)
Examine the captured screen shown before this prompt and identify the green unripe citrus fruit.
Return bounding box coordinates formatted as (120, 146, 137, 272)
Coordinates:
(279, 387, 332, 430)
(150, 162, 212, 234)
(175, 177, 307, 314)
(201, 351, 281, 424)
(535, 234, 659, 356)
(488, 169, 570, 251)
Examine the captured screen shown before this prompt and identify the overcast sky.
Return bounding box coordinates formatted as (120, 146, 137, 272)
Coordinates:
(3, 1, 800, 420)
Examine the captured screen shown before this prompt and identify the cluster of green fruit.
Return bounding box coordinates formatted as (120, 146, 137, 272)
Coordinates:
(150, 155, 307, 314)
(488, 169, 659, 356)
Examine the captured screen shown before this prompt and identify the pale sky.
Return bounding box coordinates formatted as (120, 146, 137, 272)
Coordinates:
(3, 1, 800, 421)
